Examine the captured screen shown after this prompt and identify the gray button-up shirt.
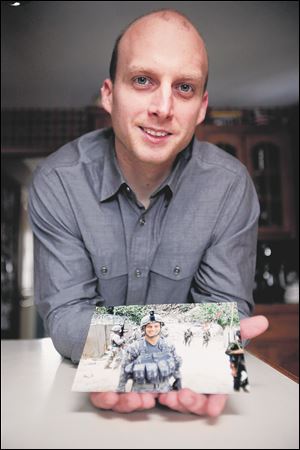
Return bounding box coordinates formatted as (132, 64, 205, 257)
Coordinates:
(29, 128, 260, 362)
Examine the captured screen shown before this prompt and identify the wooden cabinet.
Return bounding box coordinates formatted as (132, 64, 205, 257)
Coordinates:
(195, 124, 296, 240)
(196, 126, 247, 162)
(86, 105, 111, 130)
(247, 304, 299, 379)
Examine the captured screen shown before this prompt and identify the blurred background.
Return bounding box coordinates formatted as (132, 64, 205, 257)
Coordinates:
(1, 1, 299, 375)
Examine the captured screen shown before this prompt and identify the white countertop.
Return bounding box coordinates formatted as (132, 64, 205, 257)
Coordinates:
(1, 338, 299, 449)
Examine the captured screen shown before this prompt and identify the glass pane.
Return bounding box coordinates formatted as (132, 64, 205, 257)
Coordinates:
(255, 176, 266, 196)
(252, 142, 280, 172)
(251, 142, 282, 227)
(270, 201, 282, 226)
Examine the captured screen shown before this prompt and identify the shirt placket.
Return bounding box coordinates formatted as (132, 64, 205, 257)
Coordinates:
(126, 208, 153, 305)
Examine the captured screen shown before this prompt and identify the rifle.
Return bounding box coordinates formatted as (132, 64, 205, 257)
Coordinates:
(120, 319, 126, 337)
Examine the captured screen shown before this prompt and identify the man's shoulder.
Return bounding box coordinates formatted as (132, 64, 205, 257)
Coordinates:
(158, 337, 174, 350)
(35, 128, 113, 176)
(126, 339, 143, 354)
(192, 138, 247, 177)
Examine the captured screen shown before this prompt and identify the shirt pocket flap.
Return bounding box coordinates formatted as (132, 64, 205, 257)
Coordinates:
(150, 254, 199, 280)
(95, 256, 128, 279)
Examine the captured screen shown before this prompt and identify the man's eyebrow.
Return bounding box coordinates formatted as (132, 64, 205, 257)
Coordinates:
(127, 66, 203, 82)
(126, 66, 157, 76)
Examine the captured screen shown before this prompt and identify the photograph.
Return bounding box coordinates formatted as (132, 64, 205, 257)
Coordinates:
(72, 302, 250, 394)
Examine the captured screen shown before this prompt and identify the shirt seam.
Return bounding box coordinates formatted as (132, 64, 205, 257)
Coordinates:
(196, 151, 245, 177)
(209, 171, 243, 242)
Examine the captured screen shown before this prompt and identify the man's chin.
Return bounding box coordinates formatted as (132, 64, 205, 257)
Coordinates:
(136, 151, 178, 167)
(132, 139, 182, 164)
(146, 333, 161, 338)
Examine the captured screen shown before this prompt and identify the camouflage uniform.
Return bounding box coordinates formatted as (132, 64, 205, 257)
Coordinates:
(117, 336, 182, 393)
(202, 329, 211, 347)
(184, 328, 193, 346)
(127, 327, 141, 344)
(226, 341, 250, 392)
(105, 325, 126, 369)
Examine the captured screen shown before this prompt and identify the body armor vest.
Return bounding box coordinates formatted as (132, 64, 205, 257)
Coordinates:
(124, 339, 178, 384)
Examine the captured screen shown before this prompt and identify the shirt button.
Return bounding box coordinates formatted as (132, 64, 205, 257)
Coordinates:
(173, 266, 181, 276)
(135, 269, 142, 278)
(139, 216, 146, 226)
(101, 266, 108, 275)
(126, 186, 131, 193)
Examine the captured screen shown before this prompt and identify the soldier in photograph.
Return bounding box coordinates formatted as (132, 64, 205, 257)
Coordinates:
(183, 328, 193, 346)
(117, 311, 182, 392)
(226, 338, 250, 392)
(127, 326, 141, 344)
(230, 354, 250, 393)
(105, 324, 126, 369)
(202, 324, 211, 348)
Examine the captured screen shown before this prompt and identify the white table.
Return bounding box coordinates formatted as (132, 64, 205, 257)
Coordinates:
(1, 339, 299, 449)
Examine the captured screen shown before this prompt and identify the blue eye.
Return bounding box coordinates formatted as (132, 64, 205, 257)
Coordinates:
(135, 76, 149, 85)
(179, 83, 193, 93)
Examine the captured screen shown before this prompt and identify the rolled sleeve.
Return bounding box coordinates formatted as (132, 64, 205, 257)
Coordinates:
(190, 166, 260, 319)
(29, 167, 103, 362)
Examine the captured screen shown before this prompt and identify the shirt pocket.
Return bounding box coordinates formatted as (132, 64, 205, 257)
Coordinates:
(94, 255, 128, 306)
(147, 253, 200, 304)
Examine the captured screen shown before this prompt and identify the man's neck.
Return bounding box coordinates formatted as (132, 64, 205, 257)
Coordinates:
(145, 335, 160, 345)
(115, 151, 174, 209)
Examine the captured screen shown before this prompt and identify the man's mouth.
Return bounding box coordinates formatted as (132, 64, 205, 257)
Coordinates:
(139, 126, 172, 140)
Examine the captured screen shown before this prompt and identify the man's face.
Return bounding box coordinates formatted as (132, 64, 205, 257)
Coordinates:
(101, 16, 208, 168)
(145, 322, 161, 338)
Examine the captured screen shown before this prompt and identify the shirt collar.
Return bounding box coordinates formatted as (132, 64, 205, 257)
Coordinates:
(100, 129, 193, 202)
(100, 130, 126, 202)
(150, 138, 194, 198)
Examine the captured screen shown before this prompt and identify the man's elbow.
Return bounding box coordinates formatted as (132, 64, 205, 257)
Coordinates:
(46, 309, 91, 364)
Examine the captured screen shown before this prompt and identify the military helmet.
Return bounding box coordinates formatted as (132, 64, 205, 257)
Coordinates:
(140, 310, 164, 329)
(111, 324, 122, 333)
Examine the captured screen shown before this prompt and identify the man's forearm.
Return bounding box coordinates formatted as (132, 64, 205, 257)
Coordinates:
(46, 300, 96, 363)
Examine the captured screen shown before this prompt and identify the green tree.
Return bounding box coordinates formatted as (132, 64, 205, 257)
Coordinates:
(184, 302, 239, 328)
(114, 305, 149, 325)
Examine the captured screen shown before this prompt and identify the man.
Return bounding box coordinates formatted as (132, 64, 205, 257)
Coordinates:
(202, 323, 211, 348)
(231, 355, 250, 393)
(105, 324, 126, 369)
(226, 343, 250, 393)
(117, 311, 182, 392)
(127, 326, 141, 344)
(225, 331, 250, 392)
(184, 328, 193, 346)
(29, 9, 268, 416)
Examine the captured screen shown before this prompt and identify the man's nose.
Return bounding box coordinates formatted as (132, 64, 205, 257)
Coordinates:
(148, 85, 174, 120)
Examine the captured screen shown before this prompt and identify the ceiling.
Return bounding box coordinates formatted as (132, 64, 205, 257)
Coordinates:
(1, 1, 299, 109)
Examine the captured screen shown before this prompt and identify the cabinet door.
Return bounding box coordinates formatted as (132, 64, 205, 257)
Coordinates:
(246, 133, 296, 239)
(196, 127, 246, 164)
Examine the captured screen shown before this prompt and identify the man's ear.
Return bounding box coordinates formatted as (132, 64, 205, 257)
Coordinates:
(100, 79, 113, 114)
(196, 91, 209, 126)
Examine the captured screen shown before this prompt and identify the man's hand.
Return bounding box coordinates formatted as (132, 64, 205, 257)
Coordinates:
(158, 315, 268, 416)
(90, 391, 158, 413)
(90, 315, 268, 416)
